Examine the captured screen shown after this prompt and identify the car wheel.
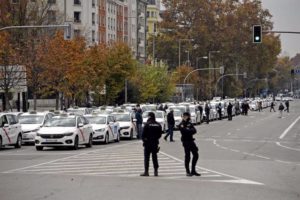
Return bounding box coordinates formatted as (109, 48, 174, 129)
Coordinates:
(104, 133, 109, 144)
(36, 146, 43, 151)
(15, 134, 22, 149)
(86, 134, 93, 148)
(73, 136, 79, 150)
(130, 129, 133, 140)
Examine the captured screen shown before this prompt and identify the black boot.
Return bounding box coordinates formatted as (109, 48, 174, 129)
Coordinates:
(154, 169, 158, 177)
(191, 170, 201, 176)
(140, 172, 149, 177)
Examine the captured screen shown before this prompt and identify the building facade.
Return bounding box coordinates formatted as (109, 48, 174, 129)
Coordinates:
(146, 0, 161, 38)
(49, 0, 146, 62)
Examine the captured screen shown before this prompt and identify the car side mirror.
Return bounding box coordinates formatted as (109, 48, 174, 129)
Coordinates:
(78, 123, 84, 128)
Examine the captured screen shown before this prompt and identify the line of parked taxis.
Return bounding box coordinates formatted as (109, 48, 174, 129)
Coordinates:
(0, 98, 274, 151)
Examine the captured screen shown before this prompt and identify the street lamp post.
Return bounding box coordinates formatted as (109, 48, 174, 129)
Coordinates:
(196, 56, 208, 68)
(178, 39, 194, 67)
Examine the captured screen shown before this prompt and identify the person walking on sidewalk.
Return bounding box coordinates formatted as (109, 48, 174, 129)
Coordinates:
(205, 102, 210, 124)
(140, 112, 162, 177)
(270, 101, 276, 112)
(278, 103, 285, 118)
(135, 108, 143, 139)
(227, 102, 233, 121)
(285, 100, 290, 113)
(164, 109, 175, 142)
(179, 112, 201, 177)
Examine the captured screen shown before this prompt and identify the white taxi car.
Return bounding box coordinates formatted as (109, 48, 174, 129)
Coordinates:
(35, 114, 94, 150)
(143, 111, 167, 132)
(112, 112, 137, 140)
(84, 114, 120, 144)
(19, 111, 54, 144)
(0, 114, 22, 149)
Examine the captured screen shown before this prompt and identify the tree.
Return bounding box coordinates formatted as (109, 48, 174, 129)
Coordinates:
(153, 0, 281, 98)
(0, 32, 25, 111)
(105, 42, 137, 105)
(38, 32, 86, 109)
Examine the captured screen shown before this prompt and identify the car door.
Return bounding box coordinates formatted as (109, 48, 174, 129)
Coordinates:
(80, 116, 91, 141)
(76, 117, 86, 144)
(0, 115, 12, 145)
(107, 116, 116, 140)
(6, 115, 19, 143)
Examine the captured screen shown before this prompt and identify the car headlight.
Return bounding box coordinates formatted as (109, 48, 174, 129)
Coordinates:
(63, 132, 74, 136)
(95, 128, 105, 132)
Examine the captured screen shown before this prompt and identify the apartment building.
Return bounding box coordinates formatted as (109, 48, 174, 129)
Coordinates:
(47, 0, 146, 61)
(146, 0, 161, 38)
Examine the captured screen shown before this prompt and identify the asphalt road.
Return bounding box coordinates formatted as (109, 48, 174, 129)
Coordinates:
(0, 101, 300, 200)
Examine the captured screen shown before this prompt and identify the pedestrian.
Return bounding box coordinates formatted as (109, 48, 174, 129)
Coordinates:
(258, 101, 263, 112)
(140, 112, 162, 177)
(227, 102, 233, 121)
(164, 109, 175, 142)
(198, 104, 203, 124)
(217, 103, 222, 120)
(285, 100, 289, 113)
(270, 101, 276, 112)
(235, 101, 240, 115)
(178, 112, 200, 177)
(244, 101, 250, 116)
(135, 108, 143, 139)
(205, 103, 210, 124)
(278, 103, 284, 118)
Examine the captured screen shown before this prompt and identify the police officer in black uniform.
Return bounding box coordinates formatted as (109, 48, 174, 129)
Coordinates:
(179, 112, 201, 177)
(140, 112, 162, 177)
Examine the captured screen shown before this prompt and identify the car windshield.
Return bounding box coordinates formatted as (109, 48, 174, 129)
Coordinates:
(155, 112, 163, 118)
(174, 111, 182, 117)
(113, 114, 131, 122)
(45, 118, 76, 127)
(85, 116, 106, 124)
(171, 107, 186, 113)
(19, 115, 44, 124)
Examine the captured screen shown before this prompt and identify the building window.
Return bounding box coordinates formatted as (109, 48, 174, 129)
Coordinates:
(92, 13, 95, 25)
(74, 0, 81, 5)
(47, 0, 55, 4)
(74, 12, 81, 23)
(74, 29, 81, 37)
(92, 0, 95, 7)
(147, 11, 149, 18)
(92, 30, 95, 42)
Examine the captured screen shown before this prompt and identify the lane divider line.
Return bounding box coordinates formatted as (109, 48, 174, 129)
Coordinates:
(279, 115, 300, 139)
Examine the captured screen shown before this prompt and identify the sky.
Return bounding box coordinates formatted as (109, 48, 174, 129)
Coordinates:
(262, 0, 300, 57)
(161, 0, 300, 57)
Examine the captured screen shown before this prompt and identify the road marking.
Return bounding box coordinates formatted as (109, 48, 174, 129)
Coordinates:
(276, 142, 300, 152)
(2, 141, 140, 174)
(279, 115, 300, 139)
(160, 151, 263, 185)
(255, 155, 271, 160)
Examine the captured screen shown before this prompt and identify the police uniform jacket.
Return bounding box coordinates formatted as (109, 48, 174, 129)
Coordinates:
(178, 120, 197, 142)
(142, 119, 162, 146)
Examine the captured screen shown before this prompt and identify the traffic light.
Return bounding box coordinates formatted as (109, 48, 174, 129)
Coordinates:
(253, 25, 262, 43)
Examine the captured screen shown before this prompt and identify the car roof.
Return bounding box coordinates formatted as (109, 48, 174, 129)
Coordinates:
(21, 112, 47, 116)
(84, 114, 109, 117)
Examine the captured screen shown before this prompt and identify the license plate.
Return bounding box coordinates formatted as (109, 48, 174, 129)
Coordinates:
(45, 139, 58, 142)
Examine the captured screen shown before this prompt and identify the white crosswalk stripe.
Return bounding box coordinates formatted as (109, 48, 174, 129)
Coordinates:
(4, 143, 263, 185)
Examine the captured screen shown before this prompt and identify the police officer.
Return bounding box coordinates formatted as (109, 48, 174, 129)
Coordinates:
(179, 112, 201, 177)
(205, 102, 210, 124)
(140, 112, 162, 177)
(227, 102, 233, 121)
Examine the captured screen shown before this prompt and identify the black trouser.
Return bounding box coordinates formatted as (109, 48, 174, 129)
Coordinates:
(205, 114, 209, 124)
(228, 112, 232, 120)
(182, 141, 199, 173)
(218, 112, 222, 120)
(144, 144, 159, 172)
